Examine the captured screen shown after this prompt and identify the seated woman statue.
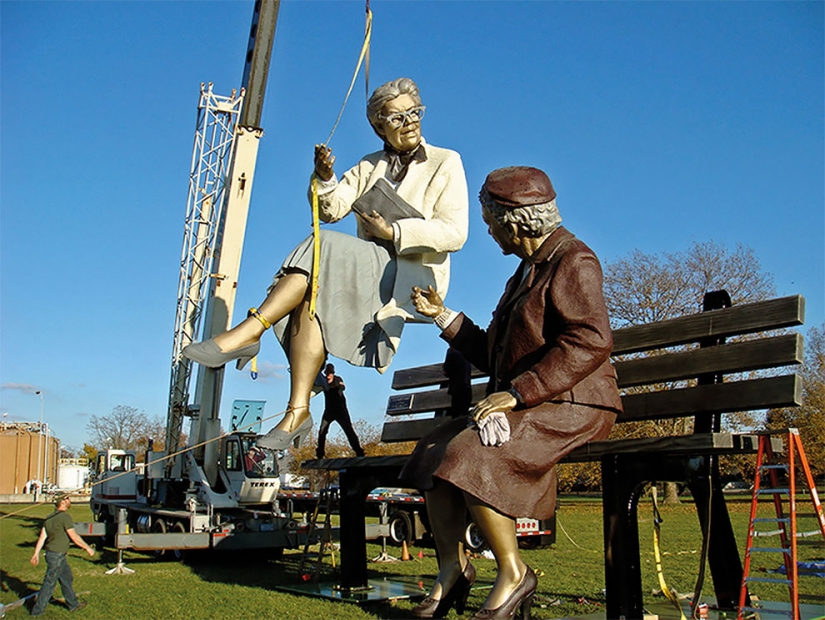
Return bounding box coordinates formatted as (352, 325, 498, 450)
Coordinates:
(183, 77, 469, 452)
(405, 166, 622, 619)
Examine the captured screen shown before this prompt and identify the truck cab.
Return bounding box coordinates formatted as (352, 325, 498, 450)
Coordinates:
(221, 433, 280, 505)
(92, 450, 139, 501)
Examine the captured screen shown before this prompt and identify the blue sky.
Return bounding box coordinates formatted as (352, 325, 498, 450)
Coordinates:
(2, 1, 822, 452)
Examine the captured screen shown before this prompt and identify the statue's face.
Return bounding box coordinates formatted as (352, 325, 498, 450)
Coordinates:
(378, 94, 422, 152)
(482, 209, 519, 256)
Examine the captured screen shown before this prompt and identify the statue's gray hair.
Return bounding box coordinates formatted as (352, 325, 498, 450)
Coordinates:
(367, 77, 422, 135)
(480, 189, 563, 238)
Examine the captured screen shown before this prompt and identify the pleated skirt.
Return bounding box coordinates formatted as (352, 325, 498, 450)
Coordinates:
(399, 401, 616, 519)
(270, 230, 397, 369)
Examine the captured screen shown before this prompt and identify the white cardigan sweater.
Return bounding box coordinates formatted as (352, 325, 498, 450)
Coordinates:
(312, 139, 469, 360)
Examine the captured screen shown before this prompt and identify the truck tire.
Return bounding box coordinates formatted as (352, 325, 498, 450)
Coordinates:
(464, 521, 487, 551)
(151, 519, 169, 560)
(170, 521, 187, 561)
(388, 510, 413, 545)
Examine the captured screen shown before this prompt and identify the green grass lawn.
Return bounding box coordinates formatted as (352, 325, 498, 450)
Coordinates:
(1, 497, 822, 619)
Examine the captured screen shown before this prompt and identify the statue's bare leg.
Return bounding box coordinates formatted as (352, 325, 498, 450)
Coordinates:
(212, 272, 307, 351)
(271, 296, 325, 433)
(423, 481, 468, 600)
(464, 495, 527, 610)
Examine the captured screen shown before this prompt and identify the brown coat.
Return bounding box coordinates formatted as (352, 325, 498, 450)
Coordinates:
(400, 227, 622, 518)
(447, 226, 623, 412)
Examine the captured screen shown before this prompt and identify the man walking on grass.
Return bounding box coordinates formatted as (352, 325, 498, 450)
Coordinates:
(30, 494, 95, 615)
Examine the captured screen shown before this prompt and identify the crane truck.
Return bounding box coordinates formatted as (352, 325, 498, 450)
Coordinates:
(85, 0, 319, 558)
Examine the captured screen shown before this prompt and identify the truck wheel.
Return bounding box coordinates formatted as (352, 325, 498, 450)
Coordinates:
(518, 535, 540, 550)
(151, 519, 169, 560)
(170, 521, 187, 561)
(388, 510, 413, 545)
(464, 522, 487, 551)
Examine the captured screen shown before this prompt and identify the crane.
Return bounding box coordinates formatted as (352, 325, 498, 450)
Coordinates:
(166, 0, 279, 487)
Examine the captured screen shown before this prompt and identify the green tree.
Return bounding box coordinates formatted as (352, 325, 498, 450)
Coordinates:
(82, 443, 98, 463)
(766, 322, 825, 481)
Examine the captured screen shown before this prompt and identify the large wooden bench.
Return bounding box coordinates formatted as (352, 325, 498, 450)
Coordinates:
(303, 292, 804, 617)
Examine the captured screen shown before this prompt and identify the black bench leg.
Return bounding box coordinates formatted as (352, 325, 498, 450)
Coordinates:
(602, 454, 646, 619)
(336, 466, 406, 591)
(687, 456, 746, 611)
(337, 469, 378, 591)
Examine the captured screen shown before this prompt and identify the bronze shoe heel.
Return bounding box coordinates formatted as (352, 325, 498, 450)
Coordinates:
(412, 562, 476, 618)
(471, 565, 537, 620)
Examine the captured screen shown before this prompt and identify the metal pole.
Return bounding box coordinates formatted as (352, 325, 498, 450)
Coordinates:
(35, 391, 44, 488)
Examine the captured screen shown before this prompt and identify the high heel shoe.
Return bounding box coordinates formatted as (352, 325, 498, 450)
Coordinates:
(182, 338, 260, 370)
(412, 562, 476, 618)
(471, 565, 537, 620)
(256, 407, 313, 451)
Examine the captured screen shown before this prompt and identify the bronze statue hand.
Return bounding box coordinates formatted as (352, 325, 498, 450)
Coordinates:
(314, 144, 335, 181)
(411, 285, 444, 318)
(471, 391, 517, 424)
(358, 210, 394, 241)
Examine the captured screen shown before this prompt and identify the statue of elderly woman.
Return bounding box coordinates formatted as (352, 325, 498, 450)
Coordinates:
(184, 77, 469, 451)
(406, 166, 622, 619)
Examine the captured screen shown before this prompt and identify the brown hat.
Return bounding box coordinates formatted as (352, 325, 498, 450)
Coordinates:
(482, 166, 556, 207)
(54, 494, 71, 506)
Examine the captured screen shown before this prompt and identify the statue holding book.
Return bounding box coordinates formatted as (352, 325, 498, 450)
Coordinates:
(184, 77, 469, 451)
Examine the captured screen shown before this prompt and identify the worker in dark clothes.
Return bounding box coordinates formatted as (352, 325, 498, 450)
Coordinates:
(316, 363, 365, 458)
(30, 494, 95, 616)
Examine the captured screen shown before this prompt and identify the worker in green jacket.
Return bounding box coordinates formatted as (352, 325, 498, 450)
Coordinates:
(30, 494, 95, 615)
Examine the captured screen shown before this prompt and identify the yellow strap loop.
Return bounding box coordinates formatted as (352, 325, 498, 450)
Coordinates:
(652, 485, 688, 620)
(248, 307, 271, 330)
(309, 176, 321, 320)
(309, 4, 373, 320)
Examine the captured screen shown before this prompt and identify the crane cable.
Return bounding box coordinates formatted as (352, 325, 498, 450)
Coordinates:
(309, 2, 372, 320)
(0, 405, 295, 522)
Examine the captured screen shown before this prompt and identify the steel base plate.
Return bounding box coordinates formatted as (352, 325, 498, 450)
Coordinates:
(272, 575, 433, 603)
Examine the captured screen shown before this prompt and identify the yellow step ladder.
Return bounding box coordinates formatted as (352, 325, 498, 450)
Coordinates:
(738, 428, 825, 619)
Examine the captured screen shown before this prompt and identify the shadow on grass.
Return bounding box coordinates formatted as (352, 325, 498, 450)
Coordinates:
(182, 548, 437, 618)
(0, 572, 40, 604)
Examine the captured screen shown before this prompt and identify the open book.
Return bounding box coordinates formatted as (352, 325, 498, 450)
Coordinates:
(351, 178, 424, 226)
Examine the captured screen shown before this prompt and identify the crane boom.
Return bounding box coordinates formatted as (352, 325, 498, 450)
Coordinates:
(166, 0, 279, 480)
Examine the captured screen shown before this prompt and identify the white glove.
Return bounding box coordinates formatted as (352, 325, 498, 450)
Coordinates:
(477, 411, 511, 446)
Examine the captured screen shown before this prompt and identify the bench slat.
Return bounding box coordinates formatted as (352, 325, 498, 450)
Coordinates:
(303, 454, 410, 471)
(306, 432, 784, 470)
(381, 374, 801, 442)
(612, 295, 804, 355)
(380, 416, 454, 443)
(563, 432, 785, 462)
(389, 296, 805, 391)
(620, 374, 801, 422)
(386, 383, 486, 416)
(391, 364, 486, 391)
(385, 334, 803, 417)
(615, 333, 803, 387)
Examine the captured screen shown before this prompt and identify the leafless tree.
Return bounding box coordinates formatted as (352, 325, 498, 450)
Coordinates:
(604, 241, 775, 327)
(86, 405, 167, 453)
(587, 241, 776, 502)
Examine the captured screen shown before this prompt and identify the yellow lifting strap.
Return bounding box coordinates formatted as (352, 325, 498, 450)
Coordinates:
(652, 485, 688, 620)
(309, 3, 373, 320)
